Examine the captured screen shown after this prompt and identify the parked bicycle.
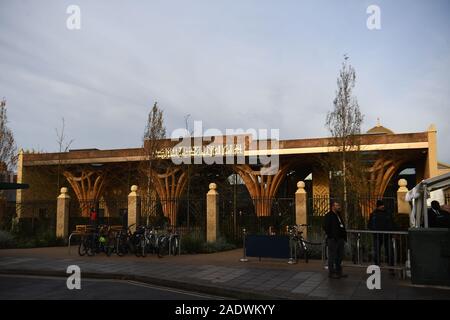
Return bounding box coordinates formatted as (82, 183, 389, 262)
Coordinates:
(288, 224, 323, 263)
(114, 224, 135, 257)
(76, 223, 181, 258)
(157, 227, 180, 258)
(78, 224, 115, 257)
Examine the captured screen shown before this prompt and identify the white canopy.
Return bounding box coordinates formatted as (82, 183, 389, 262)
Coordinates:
(406, 172, 450, 228)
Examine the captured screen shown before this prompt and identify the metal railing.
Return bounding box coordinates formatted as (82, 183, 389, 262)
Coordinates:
(322, 229, 410, 278)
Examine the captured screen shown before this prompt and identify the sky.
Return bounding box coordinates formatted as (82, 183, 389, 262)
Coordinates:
(0, 0, 449, 162)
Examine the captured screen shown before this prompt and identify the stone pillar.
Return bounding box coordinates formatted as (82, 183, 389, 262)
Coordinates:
(397, 179, 410, 214)
(425, 124, 438, 179)
(128, 185, 140, 232)
(295, 181, 308, 238)
(206, 183, 219, 243)
(56, 187, 70, 239)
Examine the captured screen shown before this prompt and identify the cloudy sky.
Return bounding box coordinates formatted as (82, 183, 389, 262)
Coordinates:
(0, 0, 449, 162)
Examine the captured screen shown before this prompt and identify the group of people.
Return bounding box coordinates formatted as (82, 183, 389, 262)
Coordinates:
(322, 199, 450, 279)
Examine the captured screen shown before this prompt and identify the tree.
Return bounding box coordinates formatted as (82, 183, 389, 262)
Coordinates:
(55, 117, 74, 194)
(141, 102, 166, 222)
(0, 99, 16, 231)
(325, 56, 365, 226)
(0, 99, 17, 175)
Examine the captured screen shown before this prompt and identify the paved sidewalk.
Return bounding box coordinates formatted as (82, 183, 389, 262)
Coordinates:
(1, 247, 449, 300)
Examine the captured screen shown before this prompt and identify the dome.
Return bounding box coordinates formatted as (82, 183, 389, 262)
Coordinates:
(366, 119, 394, 135)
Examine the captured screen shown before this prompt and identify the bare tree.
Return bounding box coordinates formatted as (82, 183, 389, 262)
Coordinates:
(140, 102, 166, 222)
(0, 99, 17, 176)
(0, 99, 16, 231)
(55, 117, 74, 194)
(325, 56, 364, 225)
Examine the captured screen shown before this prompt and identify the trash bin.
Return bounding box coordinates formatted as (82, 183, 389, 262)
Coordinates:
(408, 228, 450, 286)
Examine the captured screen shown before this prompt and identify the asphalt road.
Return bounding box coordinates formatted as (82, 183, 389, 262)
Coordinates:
(0, 274, 223, 300)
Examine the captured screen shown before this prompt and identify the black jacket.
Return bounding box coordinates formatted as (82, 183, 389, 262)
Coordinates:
(428, 208, 450, 228)
(323, 211, 347, 241)
(367, 208, 395, 231)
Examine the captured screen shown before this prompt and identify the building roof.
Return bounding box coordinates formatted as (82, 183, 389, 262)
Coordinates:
(20, 131, 429, 166)
(366, 119, 395, 135)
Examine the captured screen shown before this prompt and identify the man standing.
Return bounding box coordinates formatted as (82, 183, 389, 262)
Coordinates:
(428, 200, 450, 228)
(368, 200, 395, 266)
(323, 201, 348, 279)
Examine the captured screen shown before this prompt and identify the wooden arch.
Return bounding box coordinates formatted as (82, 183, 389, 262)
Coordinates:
(234, 162, 291, 217)
(64, 169, 106, 217)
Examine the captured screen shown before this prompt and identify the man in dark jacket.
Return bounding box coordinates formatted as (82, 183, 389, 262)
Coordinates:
(428, 201, 450, 228)
(368, 200, 395, 265)
(323, 201, 347, 279)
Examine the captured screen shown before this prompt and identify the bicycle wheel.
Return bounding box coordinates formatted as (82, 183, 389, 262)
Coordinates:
(141, 239, 147, 258)
(116, 237, 126, 257)
(87, 244, 95, 256)
(134, 236, 142, 257)
(86, 236, 96, 257)
(170, 236, 180, 256)
(105, 238, 114, 257)
(157, 237, 169, 258)
(78, 239, 87, 256)
(299, 241, 308, 263)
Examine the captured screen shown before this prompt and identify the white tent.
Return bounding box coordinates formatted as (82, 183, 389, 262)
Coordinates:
(406, 172, 450, 228)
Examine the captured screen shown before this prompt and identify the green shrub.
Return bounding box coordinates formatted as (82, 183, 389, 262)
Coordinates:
(180, 233, 236, 254)
(0, 230, 15, 249)
(180, 233, 205, 254)
(202, 237, 236, 253)
(8, 228, 65, 249)
(33, 230, 65, 247)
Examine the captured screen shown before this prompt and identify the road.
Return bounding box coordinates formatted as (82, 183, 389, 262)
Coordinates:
(0, 274, 224, 300)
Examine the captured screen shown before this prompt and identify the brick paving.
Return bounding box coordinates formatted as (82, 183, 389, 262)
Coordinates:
(0, 247, 449, 299)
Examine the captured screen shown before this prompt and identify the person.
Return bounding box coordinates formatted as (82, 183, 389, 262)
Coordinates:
(323, 201, 348, 279)
(89, 207, 98, 229)
(367, 200, 395, 266)
(428, 201, 450, 228)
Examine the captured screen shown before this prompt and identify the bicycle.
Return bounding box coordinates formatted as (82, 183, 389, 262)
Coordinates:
(133, 225, 147, 257)
(167, 227, 180, 256)
(156, 230, 170, 258)
(144, 226, 160, 255)
(78, 225, 96, 257)
(97, 225, 115, 256)
(115, 224, 135, 257)
(288, 224, 323, 263)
